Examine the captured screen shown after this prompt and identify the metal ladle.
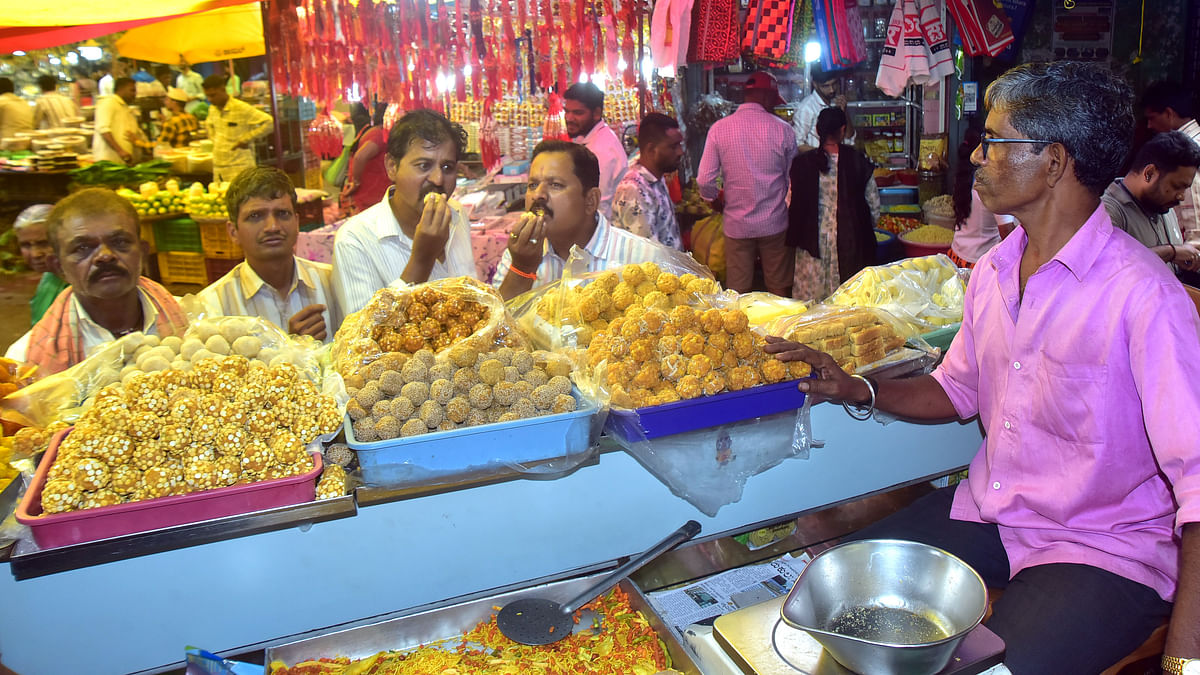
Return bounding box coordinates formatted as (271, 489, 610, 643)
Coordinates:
(497, 520, 702, 645)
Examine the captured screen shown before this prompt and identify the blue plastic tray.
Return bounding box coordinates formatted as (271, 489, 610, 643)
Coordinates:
(605, 378, 809, 442)
(345, 394, 597, 487)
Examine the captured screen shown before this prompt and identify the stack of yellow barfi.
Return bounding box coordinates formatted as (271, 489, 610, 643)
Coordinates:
(787, 309, 907, 373)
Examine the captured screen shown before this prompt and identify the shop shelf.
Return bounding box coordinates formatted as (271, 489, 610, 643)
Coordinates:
(157, 251, 208, 286)
(16, 428, 323, 549)
(151, 217, 202, 252)
(197, 218, 243, 258)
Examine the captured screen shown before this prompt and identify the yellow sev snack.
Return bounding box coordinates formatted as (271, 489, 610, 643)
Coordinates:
(902, 224, 954, 245)
(267, 587, 681, 675)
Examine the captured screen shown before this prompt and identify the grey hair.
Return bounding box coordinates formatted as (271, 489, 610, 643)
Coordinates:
(985, 61, 1134, 196)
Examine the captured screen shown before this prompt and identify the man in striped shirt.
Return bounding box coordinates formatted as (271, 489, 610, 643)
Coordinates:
(198, 168, 338, 341)
(33, 74, 79, 130)
(1143, 82, 1200, 247)
(698, 71, 798, 297)
(493, 140, 666, 301)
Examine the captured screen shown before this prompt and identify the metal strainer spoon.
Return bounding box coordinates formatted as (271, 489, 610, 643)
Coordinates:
(497, 520, 702, 645)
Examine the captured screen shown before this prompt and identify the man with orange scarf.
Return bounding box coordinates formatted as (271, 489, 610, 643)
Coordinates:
(4, 188, 188, 374)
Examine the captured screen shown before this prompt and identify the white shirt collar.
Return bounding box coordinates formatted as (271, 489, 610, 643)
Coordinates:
(72, 287, 158, 340)
(236, 257, 315, 301)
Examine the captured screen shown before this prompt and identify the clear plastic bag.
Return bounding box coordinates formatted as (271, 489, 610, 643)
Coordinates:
(4, 315, 341, 430)
(614, 406, 813, 517)
(762, 304, 935, 374)
(331, 276, 513, 379)
(824, 254, 966, 332)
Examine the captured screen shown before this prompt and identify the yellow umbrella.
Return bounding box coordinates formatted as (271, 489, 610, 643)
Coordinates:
(114, 3, 264, 65)
(1, 0, 255, 28)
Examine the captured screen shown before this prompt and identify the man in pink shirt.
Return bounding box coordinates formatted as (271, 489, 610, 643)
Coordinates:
(698, 71, 798, 297)
(767, 62, 1200, 675)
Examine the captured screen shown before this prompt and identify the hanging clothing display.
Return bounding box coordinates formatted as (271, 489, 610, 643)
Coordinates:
(812, 0, 866, 70)
(876, 0, 954, 97)
(742, 0, 796, 61)
(947, 0, 1015, 57)
(651, 0, 696, 71)
(689, 0, 741, 63)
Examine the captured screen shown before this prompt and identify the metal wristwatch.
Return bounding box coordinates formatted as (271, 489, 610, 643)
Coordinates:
(1162, 655, 1200, 675)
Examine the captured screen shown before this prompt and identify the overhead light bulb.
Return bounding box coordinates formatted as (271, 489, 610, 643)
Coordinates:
(804, 40, 822, 63)
(592, 73, 607, 91)
(12, 51, 25, 56)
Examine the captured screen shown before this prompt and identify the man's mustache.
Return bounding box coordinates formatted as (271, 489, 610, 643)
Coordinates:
(90, 263, 128, 282)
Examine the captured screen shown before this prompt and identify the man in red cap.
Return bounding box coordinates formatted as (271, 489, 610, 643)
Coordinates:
(698, 72, 798, 297)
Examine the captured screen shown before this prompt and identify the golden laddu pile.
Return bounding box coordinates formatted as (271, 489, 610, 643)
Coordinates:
(268, 587, 680, 675)
(345, 345, 578, 442)
(370, 285, 495, 355)
(39, 356, 341, 514)
(571, 263, 811, 409)
(786, 309, 906, 373)
(538, 262, 722, 348)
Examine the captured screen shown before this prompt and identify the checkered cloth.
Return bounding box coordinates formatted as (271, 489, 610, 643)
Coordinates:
(743, 0, 795, 60)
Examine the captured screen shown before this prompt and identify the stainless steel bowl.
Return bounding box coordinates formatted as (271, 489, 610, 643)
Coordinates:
(780, 539, 988, 675)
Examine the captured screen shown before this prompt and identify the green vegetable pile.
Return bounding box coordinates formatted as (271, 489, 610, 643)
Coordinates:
(68, 160, 171, 188)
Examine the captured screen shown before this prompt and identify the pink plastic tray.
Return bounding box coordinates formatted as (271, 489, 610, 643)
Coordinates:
(16, 428, 322, 549)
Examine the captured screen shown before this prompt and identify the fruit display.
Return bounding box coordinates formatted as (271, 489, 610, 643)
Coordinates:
(344, 345, 577, 441)
(677, 182, 714, 217)
(38, 356, 341, 515)
(529, 261, 721, 349)
(117, 179, 189, 218)
(187, 181, 231, 220)
(775, 308, 908, 373)
(267, 587, 678, 675)
(826, 255, 965, 331)
(333, 278, 519, 378)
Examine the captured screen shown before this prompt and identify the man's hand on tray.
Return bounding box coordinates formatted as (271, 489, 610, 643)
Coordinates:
(763, 337, 871, 405)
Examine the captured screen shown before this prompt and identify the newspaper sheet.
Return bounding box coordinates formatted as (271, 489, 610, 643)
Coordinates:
(647, 551, 811, 642)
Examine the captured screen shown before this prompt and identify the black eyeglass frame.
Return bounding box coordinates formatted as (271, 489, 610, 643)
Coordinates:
(979, 136, 1056, 159)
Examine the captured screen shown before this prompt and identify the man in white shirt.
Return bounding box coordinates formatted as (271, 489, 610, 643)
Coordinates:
(97, 58, 131, 98)
(333, 109, 477, 317)
(792, 66, 853, 151)
(564, 82, 628, 218)
(5, 188, 187, 373)
(494, 140, 665, 301)
(198, 167, 339, 341)
(0, 78, 33, 139)
(203, 74, 273, 182)
(176, 61, 205, 115)
(33, 74, 80, 130)
(92, 77, 143, 165)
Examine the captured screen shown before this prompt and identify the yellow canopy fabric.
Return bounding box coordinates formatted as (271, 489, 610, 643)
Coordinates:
(114, 4, 264, 65)
(2, 0, 256, 28)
